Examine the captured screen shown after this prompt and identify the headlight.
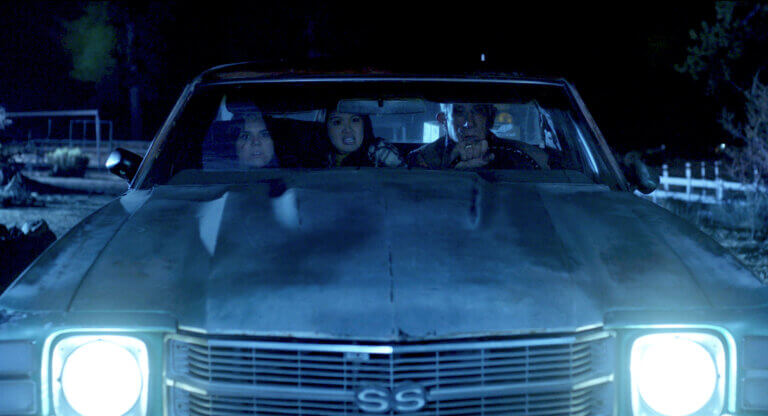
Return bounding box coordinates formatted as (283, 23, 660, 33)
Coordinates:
(630, 333, 725, 416)
(52, 335, 148, 416)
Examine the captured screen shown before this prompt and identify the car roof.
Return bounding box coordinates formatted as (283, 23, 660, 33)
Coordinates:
(197, 61, 567, 86)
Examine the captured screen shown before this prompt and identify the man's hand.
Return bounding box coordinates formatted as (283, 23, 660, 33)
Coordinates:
(451, 139, 494, 169)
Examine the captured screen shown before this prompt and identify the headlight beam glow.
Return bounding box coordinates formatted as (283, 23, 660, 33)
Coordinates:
(52, 335, 148, 416)
(630, 333, 724, 416)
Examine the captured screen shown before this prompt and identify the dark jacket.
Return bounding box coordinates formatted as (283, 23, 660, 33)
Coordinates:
(407, 133, 548, 170)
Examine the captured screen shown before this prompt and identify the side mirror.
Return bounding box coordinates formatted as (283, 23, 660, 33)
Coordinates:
(106, 148, 142, 182)
(623, 151, 658, 194)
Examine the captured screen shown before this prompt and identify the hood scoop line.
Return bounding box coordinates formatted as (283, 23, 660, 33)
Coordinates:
(468, 179, 482, 229)
(198, 192, 229, 256)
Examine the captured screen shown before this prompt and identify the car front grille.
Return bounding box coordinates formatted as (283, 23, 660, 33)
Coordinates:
(166, 329, 614, 416)
(174, 387, 598, 416)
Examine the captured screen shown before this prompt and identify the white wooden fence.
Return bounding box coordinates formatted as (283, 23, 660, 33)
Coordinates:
(640, 162, 764, 204)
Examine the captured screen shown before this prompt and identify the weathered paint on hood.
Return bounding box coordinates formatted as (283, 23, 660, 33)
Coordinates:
(2, 170, 766, 340)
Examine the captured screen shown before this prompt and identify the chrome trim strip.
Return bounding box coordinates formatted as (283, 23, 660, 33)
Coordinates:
(175, 321, 605, 338)
(572, 374, 615, 391)
(428, 373, 613, 401)
(177, 325, 208, 334)
(169, 329, 611, 354)
(167, 375, 353, 402)
(575, 322, 604, 333)
(167, 373, 611, 403)
(203, 77, 563, 87)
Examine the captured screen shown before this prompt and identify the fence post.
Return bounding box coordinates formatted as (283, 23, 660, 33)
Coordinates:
(715, 161, 723, 201)
(108, 121, 113, 151)
(662, 164, 669, 191)
(685, 162, 692, 201)
(95, 111, 101, 171)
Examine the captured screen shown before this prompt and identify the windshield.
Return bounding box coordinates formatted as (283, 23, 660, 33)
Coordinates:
(137, 80, 621, 188)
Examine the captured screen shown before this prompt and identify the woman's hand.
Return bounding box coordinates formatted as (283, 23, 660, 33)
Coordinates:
(368, 141, 405, 167)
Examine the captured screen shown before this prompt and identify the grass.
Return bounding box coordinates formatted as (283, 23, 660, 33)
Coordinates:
(657, 198, 768, 281)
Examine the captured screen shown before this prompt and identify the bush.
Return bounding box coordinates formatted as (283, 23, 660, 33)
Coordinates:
(659, 198, 768, 240)
(708, 198, 768, 237)
(47, 147, 89, 177)
(720, 73, 768, 239)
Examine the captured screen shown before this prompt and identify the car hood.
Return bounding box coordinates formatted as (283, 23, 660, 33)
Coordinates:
(2, 170, 766, 340)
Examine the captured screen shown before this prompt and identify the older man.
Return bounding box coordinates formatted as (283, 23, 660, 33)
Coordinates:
(407, 103, 549, 170)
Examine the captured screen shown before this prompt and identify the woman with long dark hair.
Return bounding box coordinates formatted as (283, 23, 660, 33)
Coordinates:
(324, 110, 404, 168)
(234, 114, 279, 168)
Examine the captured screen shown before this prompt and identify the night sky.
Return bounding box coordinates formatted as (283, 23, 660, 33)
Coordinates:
(0, 2, 726, 158)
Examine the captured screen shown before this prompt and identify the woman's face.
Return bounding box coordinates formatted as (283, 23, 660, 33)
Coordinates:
(327, 112, 364, 154)
(236, 119, 275, 168)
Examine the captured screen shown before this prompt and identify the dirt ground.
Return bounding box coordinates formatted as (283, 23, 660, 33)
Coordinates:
(0, 168, 123, 237)
(0, 194, 115, 238)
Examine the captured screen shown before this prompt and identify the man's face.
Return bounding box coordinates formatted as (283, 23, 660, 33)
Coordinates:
(444, 103, 490, 143)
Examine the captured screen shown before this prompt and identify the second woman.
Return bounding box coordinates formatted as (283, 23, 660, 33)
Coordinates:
(324, 111, 404, 168)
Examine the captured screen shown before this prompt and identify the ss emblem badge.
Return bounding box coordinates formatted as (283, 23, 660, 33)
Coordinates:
(354, 382, 427, 413)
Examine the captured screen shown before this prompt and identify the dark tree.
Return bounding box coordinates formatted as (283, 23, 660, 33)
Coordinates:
(62, 2, 170, 140)
(677, 1, 768, 95)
